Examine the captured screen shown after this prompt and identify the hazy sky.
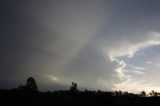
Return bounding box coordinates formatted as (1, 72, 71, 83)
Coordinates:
(1, 0, 160, 92)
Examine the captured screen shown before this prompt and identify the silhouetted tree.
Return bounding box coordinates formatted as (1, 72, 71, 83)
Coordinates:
(26, 77, 38, 91)
(114, 90, 123, 96)
(149, 90, 160, 97)
(140, 91, 146, 97)
(70, 82, 78, 92)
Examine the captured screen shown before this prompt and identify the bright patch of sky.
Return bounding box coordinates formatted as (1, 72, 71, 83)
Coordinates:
(115, 44, 160, 92)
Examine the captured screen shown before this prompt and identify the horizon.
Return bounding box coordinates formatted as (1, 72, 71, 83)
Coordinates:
(0, 76, 153, 94)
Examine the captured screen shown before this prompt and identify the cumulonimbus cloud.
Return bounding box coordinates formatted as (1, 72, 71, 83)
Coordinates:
(1, 0, 160, 92)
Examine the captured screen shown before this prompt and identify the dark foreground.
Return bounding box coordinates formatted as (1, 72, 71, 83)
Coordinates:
(1, 90, 160, 106)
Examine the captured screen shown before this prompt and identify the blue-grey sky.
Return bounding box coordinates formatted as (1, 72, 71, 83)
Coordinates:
(1, 0, 160, 92)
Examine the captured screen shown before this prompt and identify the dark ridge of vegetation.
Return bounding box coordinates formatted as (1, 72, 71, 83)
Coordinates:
(1, 77, 160, 106)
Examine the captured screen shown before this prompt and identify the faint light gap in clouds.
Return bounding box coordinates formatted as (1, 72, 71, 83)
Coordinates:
(111, 32, 160, 92)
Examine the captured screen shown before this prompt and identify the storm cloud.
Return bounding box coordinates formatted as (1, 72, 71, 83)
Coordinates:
(1, 0, 160, 92)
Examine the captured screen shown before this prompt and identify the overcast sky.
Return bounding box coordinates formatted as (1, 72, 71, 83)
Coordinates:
(1, 0, 160, 92)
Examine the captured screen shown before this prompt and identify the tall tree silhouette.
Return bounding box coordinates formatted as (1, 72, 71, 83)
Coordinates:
(26, 77, 38, 91)
(70, 82, 78, 92)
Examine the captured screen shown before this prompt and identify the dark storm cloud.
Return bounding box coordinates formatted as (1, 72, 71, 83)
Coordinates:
(96, 0, 160, 45)
(1, 0, 160, 91)
(0, 0, 62, 89)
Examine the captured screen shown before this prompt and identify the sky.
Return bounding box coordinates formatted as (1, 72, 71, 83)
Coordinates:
(1, 0, 160, 92)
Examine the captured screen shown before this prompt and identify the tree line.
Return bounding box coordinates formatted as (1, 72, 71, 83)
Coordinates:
(10, 77, 160, 97)
(1, 77, 160, 106)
